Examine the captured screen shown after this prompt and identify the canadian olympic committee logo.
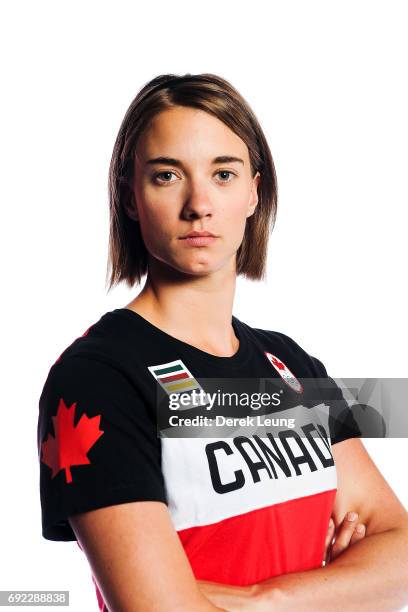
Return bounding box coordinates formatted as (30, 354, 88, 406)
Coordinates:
(264, 352, 304, 394)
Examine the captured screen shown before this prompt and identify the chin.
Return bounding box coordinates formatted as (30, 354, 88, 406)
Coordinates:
(171, 257, 220, 276)
(155, 251, 231, 277)
(180, 264, 216, 276)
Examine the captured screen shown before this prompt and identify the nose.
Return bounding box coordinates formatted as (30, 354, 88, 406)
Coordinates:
(182, 180, 213, 220)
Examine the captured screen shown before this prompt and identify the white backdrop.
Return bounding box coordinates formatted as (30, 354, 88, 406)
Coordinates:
(1, 1, 407, 610)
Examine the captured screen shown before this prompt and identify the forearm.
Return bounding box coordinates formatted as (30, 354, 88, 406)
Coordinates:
(258, 527, 408, 612)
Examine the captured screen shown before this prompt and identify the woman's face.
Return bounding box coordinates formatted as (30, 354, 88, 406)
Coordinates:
(129, 106, 260, 277)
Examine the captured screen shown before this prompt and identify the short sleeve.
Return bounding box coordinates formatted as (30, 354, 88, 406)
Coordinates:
(310, 356, 362, 446)
(37, 355, 167, 541)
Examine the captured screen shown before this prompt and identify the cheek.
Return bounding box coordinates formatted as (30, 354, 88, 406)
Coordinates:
(139, 185, 179, 225)
(137, 206, 178, 258)
(139, 200, 174, 235)
(224, 198, 251, 228)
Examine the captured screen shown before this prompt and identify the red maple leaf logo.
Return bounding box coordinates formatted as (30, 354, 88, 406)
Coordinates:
(271, 356, 286, 370)
(41, 398, 104, 484)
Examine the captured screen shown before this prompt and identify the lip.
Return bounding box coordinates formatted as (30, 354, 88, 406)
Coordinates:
(180, 235, 218, 247)
(180, 230, 216, 238)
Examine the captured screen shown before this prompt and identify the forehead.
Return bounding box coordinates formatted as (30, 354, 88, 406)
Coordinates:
(135, 106, 249, 162)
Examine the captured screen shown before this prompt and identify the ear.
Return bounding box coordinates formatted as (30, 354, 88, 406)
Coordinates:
(246, 172, 261, 218)
(124, 194, 139, 222)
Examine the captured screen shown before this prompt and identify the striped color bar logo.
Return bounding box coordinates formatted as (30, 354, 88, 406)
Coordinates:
(147, 359, 208, 408)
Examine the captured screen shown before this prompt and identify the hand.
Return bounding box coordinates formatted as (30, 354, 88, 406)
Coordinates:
(197, 512, 367, 609)
(323, 511, 366, 565)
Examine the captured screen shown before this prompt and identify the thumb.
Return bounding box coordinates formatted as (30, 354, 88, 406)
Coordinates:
(323, 518, 335, 565)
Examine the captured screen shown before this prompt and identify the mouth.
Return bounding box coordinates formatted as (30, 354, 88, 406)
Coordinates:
(179, 235, 218, 247)
(179, 230, 218, 247)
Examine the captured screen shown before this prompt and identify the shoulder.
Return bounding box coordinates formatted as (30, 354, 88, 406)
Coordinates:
(239, 318, 328, 377)
(39, 309, 145, 423)
(42, 354, 127, 399)
(52, 309, 133, 368)
(38, 355, 142, 445)
(38, 351, 157, 465)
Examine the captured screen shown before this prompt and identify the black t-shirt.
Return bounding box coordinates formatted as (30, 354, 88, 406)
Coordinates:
(37, 308, 361, 585)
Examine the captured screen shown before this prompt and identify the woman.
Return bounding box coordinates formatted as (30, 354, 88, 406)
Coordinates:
(37, 74, 408, 611)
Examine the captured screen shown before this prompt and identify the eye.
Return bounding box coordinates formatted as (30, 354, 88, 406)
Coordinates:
(216, 170, 236, 183)
(153, 171, 178, 184)
(152, 169, 237, 185)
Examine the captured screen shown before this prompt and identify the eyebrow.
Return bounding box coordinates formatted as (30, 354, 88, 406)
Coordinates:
(145, 155, 245, 167)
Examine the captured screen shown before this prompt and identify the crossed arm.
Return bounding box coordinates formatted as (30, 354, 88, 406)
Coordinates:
(198, 439, 408, 611)
(69, 438, 408, 612)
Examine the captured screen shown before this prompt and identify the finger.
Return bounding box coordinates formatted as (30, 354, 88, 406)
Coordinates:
(331, 511, 359, 560)
(331, 521, 366, 562)
(324, 518, 335, 549)
(323, 518, 335, 565)
(350, 523, 366, 544)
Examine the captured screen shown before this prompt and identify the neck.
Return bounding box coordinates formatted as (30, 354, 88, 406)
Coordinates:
(125, 256, 240, 357)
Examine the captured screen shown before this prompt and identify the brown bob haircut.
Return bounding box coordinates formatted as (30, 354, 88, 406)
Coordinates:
(106, 73, 278, 292)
